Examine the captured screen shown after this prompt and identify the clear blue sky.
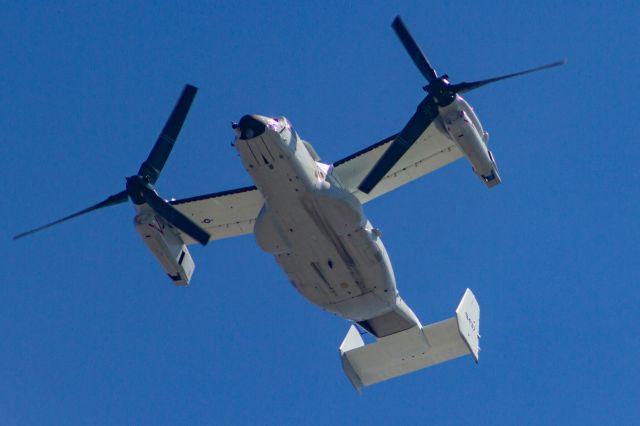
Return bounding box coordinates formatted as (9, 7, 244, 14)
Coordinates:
(2, 1, 638, 424)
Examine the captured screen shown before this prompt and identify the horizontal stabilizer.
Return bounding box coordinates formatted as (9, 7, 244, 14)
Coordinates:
(339, 288, 480, 392)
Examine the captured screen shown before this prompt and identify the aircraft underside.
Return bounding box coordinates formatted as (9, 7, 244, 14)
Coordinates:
(236, 116, 420, 337)
(16, 14, 567, 391)
(233, 114, 480, 391)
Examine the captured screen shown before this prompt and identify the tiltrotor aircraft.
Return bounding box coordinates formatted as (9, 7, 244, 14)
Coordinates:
(15, 16, 564, 391)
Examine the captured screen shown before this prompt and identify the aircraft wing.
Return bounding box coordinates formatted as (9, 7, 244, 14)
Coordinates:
(332, 121, 463, 203)
(168, 121, 460, 244)
(170, 185, 264, 244)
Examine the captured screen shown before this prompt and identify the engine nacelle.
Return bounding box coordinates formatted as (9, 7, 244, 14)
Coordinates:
(134, 211, 195, 286)
(444, 109, 501, 188)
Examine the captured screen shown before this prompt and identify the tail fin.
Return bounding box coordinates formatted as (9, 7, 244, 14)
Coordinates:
(339, 288, 480, 392)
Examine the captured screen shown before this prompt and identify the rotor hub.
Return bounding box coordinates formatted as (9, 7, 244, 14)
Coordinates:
(126, 175, 150, 205)
(425, 78, 456, 106)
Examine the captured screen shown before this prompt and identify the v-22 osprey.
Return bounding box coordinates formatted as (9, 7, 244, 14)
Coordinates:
(15, 16, 564, 391)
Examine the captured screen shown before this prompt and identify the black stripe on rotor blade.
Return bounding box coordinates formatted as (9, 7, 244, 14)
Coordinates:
(358, 96, 438, 194)
(141, 188, 210, 246)
(13, 190, 129, 240)
(139, 84, 198, 184)
(392, 16, 438, 83)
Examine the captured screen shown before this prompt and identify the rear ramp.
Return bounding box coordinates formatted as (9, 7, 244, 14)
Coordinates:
(339, 288, 479, 392)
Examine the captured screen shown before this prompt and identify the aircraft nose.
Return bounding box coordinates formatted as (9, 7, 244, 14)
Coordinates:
(237, 114, 268, 140)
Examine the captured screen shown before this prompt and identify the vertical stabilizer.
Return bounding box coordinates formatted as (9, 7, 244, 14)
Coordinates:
(455, 288, 480, 362)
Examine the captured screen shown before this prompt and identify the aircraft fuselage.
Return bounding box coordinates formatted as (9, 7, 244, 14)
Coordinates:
(234, 115, 420, 336)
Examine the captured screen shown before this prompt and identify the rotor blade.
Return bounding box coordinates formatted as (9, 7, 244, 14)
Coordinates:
(140, 187, 210, 246)
(13, 190, 129, 240)
(359, 96, 439, 194)
(450, 59, 567, 94)
(392, 16, 438, 83)
(138, 84, 198, 184)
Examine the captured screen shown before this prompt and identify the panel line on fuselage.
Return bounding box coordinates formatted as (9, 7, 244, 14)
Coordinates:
(258, 137, 276, 162)
(303, 197, 368, 295)
(310, 261, 338, 296)
(244, 136, 263, 165)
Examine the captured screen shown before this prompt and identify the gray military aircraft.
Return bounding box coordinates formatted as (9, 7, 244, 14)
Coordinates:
(15, 16, 564, 391)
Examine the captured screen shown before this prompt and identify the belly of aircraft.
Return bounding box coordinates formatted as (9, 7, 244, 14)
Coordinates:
(258, 195, 398, 321)
(236, 125, 399, 321)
